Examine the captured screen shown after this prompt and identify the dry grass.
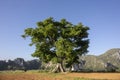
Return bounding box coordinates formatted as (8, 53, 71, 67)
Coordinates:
(0, 70, 120, 80)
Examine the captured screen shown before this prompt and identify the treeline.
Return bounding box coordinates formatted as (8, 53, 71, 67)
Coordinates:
(0, 58, 41, 71)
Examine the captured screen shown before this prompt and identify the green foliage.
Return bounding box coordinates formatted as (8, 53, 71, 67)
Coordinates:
(22, 17, 89, 71)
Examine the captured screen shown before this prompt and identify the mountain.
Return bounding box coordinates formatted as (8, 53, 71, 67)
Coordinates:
(99, 48, 120, 67)
(80, 55, 105, 71)
(79, 48, 120, 72)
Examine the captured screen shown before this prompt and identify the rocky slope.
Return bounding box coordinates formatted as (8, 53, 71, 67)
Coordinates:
(79, 48, 120, 71)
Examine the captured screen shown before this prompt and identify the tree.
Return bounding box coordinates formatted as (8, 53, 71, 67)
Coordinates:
(22, 17, 89, 72)
(13, 58, 25, 70)
(7, 60, 15, 70)
(0, 60, 7, 70)
(25, 59, 41, 70)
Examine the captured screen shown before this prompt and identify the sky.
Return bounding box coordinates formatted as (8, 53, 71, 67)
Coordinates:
(0, 0, 120, 60)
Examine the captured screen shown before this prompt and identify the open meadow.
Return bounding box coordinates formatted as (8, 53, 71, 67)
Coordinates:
(0, 70, 120, 80)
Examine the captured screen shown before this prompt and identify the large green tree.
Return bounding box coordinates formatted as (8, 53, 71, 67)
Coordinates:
(22, 17, 89, 72)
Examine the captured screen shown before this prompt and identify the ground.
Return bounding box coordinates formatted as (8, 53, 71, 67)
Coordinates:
(0, 70, 120, 80)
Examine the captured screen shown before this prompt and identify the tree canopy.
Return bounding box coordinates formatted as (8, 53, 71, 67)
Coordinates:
(22, 17, 89, 72)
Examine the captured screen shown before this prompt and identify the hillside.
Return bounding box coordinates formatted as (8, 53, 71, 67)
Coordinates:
(99, 48, 120, 67)
(80, 55, 105, 71)
(79, 48, 120, 71)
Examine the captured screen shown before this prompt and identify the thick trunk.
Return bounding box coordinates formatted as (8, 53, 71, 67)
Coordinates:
(52, 62, 65, 73)
(59, 62, 65, 72)
(68, 66, 72, 72)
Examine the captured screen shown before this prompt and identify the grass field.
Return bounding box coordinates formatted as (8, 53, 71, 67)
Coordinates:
(0, 70, 120, 80)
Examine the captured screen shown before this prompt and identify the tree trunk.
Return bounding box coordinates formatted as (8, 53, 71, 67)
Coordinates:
(52, 62, 65, 73)
(68, 66, 72, 72)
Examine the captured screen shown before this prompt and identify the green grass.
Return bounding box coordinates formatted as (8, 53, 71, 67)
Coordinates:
(0, 70, 25, 74)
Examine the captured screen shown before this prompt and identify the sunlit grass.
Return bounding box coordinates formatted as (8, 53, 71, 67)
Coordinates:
(0, 70, 24, 74)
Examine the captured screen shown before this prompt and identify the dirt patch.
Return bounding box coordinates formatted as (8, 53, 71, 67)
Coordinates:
(66, 73, 120, 80)
(0, 72, 120, 80)
(0, 73, 54, 80)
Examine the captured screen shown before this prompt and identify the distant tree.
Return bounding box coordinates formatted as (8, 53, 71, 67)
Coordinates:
(25, 59, 41, 70)
(7, 60, 15, 70)
(22, 17, 89, 72)
(0, 60, 7, 70)
(13, 58, 25, 70)
(105, 62, 118, 72)
(0, 58, 41, 71)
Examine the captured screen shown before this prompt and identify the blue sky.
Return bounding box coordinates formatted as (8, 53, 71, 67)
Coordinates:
(0, 0, 120, 60)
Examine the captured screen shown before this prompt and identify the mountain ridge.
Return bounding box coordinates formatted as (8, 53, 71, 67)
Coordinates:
(79, 48, 120, 72)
